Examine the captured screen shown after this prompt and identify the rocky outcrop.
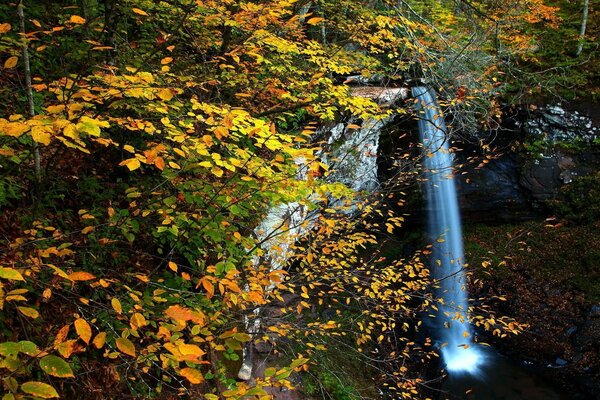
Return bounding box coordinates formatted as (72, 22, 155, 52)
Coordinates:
(524, 105, 599, 143)
(455, 104, 599, 221)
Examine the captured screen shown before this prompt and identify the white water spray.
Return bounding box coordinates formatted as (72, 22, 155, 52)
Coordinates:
(413, 86, 484, 374)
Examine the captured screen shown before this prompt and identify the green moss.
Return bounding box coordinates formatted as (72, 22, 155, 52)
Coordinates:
(547, 172, 600, 223)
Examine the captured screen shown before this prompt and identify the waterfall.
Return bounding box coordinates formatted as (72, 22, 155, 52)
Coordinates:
(413, 86, 484, 374)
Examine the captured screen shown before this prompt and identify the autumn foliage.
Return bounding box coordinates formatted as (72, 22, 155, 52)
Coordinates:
(0, 0, 576, 399)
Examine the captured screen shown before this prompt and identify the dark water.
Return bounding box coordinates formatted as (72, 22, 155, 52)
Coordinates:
(438, 356, 567, 400)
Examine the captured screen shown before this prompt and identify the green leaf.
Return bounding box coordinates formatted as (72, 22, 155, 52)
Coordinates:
(40, 355, 74, 378)
(0, 267, 24, 281)
(245, 387, 269, 396)
(0, 342, 20, 356)
(20, 382, 59, 398)
(233, 333, 251, 342)
(18, 341, 40, 356)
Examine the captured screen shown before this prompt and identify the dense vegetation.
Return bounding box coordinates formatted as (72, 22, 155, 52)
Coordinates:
(0, 0, 597, 399)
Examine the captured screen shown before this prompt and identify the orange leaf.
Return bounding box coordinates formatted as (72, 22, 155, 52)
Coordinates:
(92, 332, 106, 349)
(68, 271, 96, 281)
(180, 367, 204, 384)
(56, 340, 78, 358)
(53, 325, 70, 347)
(201, 278, 214, 299)
(154, 157, 165, 170)
(164, 305, 205, 325)
(132, 8, 149, 16)
(306, 17, 324, 25)
(4, 56, 18, 69)
(130, 313, 146, 330)
(69, 15, 86, 24)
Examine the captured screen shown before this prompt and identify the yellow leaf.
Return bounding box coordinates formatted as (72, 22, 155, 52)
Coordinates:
(157, 88, 173, 101)
(68, 271, 96, 281)
(62, 124, 78, 139)
(116, 337, 136, 357)
(4, 56, 18, 69)
(111, 298, 122, 314)
(92, 332, 106, 349)
(168, 161, 180, 169)
(47, 265, 69, 279)
(119, 158, 141, 171)
(306, 17, 324, 25)
(30, 125, 53, 145)
(0, 267, 25, 281)
(18, 306, 39, 319)
(2, 121, 29, 137)
(46, 105, 65, 114)
(161, 57, 173, 65)
(132, 8, 149, 16)
(168, 261, 178, 272)
(180, 367, 204, 384)
(69, 15, 86, 24)
(74, 318, 92, 344)
(211, 167, 223, 177)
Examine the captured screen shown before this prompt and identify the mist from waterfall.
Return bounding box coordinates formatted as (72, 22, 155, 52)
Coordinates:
(413, 86, 484, 374)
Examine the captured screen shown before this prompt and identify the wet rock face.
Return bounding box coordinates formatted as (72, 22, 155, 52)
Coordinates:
(524, 105, 599, 143)
(519, 156, 563, 201)
(458, 153, 535, 222)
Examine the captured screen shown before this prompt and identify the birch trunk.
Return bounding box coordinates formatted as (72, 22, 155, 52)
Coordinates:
(18, 0, 41, 183)
(576, 0, 589, 56)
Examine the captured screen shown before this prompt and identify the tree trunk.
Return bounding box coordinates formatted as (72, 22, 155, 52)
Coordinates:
(576, 0, 589, 56)
(103, 0, 117, 65)
(18, 0, 41, 184)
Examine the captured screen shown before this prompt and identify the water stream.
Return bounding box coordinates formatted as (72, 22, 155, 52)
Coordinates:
(413, 86, 484, 374)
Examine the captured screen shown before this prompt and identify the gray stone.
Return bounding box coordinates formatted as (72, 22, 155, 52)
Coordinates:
(555, 357, 568, 366)
(524, 105, 597, 143)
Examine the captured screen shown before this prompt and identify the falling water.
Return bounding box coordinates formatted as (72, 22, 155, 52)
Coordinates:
(413, 86, 484, 374)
